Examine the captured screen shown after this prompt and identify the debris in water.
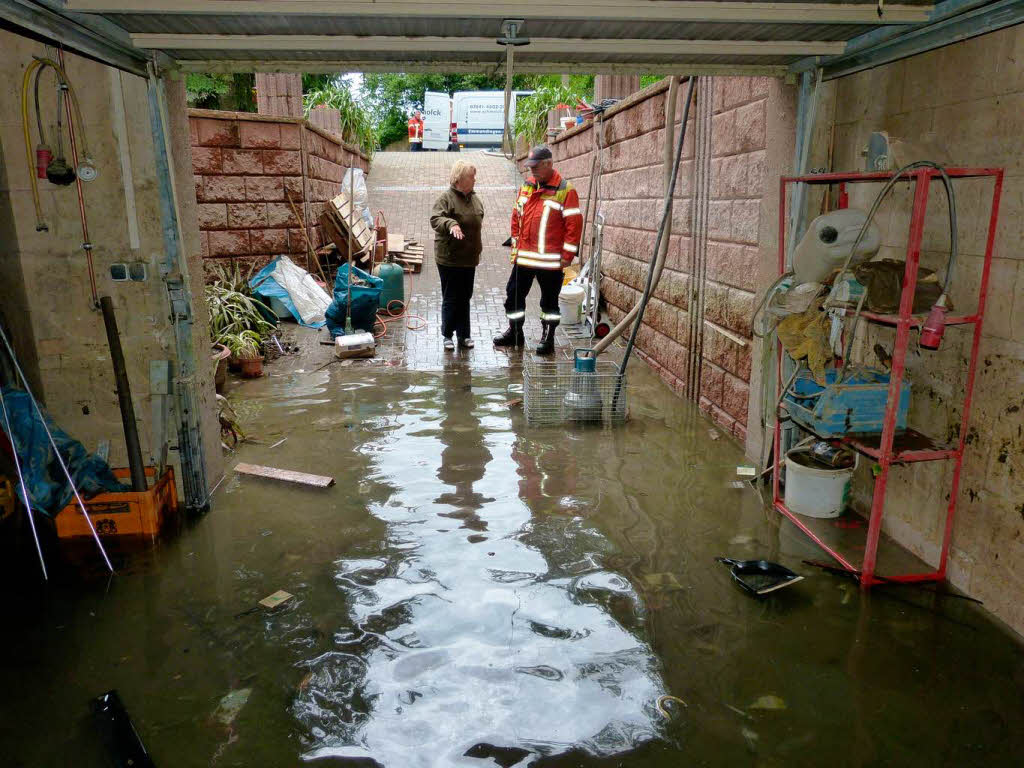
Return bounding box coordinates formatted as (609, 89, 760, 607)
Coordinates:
(259, 590, 294, 610)
(234, 462, 334, 488)
(708, 429, 721, 440)
(505, 398, 523, 407)
(514, 665, 564, 681)
(656, 694, 688, 718)
(269, 437, 288, 449)
(642, 572, 683, 590)
(298, 672, 312, 692)
(716, 558, 804, 596)
(748, 694, 786, 711)
(213, 688, 251, 727)
(736, 466, 757, 477)
(742, 726, 759, 752)
(729, 534, 754, 546)
(726, 481, 746, 489)
(90, 690, 156, 768)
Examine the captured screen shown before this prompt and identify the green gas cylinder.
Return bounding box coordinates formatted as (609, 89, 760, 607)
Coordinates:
(372, 259, 405, 310)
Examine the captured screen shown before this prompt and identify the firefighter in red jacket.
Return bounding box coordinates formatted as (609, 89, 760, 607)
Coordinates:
(407, 111, 424, 151)
(494, 145, 583, 355)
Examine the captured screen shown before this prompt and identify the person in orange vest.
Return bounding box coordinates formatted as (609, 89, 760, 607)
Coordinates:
(407, 110, 424, 152)
(494, 145, 583, 355)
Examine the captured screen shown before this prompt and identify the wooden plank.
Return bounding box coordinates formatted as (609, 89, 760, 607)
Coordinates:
(234, 462, 334, 488)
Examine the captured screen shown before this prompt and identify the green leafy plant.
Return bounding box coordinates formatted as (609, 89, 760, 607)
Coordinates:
(512, 83, 590, 147)
(186, 73, 256, 112)
(205, 283, 276, 344)
(220, 330, 264, 361)
(303, 78, 377, 156)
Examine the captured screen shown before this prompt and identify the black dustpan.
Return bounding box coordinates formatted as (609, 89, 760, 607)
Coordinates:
(715, 558, 804, 596)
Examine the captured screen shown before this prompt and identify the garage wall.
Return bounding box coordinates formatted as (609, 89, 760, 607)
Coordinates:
(0, 31, 221, 497)
(804, 26, 1024, 633)
(188, 109, 370, 276)
(550, 77, 795, 441)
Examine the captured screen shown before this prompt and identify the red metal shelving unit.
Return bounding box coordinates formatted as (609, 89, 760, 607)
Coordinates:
(772, 167, 1004, 587)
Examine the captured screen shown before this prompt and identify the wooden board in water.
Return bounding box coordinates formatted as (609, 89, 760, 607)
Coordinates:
(234, 462, 334, 488)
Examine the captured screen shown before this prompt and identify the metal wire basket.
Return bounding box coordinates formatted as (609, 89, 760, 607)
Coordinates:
(523, 351, 628, 426)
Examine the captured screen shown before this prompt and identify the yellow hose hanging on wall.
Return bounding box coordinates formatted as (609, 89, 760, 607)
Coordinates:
(20, 57, 90, 232)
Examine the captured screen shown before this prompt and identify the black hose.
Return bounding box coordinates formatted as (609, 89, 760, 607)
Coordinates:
(611, 77, 696, 412)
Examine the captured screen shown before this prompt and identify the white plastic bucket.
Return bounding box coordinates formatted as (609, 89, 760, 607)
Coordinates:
(784, 448, 856, 519)
(559, 284, 585, 326)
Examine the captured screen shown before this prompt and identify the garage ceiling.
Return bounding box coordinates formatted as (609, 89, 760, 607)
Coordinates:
(3, 1, 1018, 79)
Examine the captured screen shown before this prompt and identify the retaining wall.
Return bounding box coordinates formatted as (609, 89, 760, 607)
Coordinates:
(188, 109, 370, 275)
(550, 77, 794, 440)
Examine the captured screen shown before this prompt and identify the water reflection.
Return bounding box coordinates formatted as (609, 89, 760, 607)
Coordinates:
(294, 366, 667, 765)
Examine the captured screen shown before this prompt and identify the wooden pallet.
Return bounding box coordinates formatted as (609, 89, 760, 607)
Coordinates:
(321, 192, 374, 264)
(386, 231, 424, 272)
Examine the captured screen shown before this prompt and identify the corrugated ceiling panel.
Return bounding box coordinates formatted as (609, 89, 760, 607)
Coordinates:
(108, 14, 877, 42)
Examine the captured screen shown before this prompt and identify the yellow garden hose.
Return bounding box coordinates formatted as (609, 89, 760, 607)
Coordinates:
(21, 57, 90, 232)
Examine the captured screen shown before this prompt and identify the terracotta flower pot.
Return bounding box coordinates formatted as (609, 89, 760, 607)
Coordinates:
(239, 356, 264, 378)
(211, 343, 231, 393)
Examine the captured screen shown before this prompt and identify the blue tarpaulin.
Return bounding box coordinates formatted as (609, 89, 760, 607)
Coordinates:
(249, 256, 331, 328)
(0, 388, 126, 515)
(325, 264, 383, 337)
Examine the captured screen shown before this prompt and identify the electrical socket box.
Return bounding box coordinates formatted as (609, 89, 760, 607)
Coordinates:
(110, 263, 128, 281)
(129, 262, 147, 282)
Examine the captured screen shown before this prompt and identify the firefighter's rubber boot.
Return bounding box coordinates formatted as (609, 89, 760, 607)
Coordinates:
(493, 320, 525, 348)
(535, 321, 558, 356)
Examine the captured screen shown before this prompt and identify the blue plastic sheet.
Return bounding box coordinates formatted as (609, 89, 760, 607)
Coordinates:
(325, 264, 383, 337)
(0, 388, 126, 515)
(249, 256, 329, 329)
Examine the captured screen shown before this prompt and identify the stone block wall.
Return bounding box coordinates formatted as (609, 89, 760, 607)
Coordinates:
(188, 109, 370, 276)
(804, 25, 1024, 634)
(551, 77, 793, 440)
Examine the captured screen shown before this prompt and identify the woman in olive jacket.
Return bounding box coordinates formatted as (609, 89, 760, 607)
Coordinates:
(430, 160, 484, 350)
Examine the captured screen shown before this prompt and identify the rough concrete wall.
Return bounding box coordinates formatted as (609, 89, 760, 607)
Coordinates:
(551, 77, 793, 441)
(189, 110, 369, 276)
(805, 28, 1023, 632)
(0, 32, 220, 494)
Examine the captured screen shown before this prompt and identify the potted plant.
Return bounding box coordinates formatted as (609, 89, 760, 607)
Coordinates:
(221, 331, 265, 378)
(205, 279, 276, 371)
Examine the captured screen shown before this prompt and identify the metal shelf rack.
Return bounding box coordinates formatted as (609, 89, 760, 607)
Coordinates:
(772, 167, 1004, 586)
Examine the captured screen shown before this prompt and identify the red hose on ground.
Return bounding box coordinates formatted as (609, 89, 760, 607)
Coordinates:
(372, 267, 427, 338)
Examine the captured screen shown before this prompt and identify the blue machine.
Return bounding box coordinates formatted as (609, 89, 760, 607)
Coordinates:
(784, 368, 910, 437)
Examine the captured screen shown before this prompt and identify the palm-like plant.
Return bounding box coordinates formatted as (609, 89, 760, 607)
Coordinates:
(304, 80, 377, 156)
(513, 84, 590, 147)
(205, 283, 276, 343)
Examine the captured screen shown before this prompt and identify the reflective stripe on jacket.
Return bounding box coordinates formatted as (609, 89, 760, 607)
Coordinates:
(509, 170, 582, 270)
(407, 118, 423, 142)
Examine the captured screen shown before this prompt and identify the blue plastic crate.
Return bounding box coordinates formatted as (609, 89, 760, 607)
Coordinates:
(784, 367, 910, 437)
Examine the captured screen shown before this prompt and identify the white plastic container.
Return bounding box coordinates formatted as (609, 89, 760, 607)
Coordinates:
(784, 448, 855, 519)
(558, 284, 586, 325)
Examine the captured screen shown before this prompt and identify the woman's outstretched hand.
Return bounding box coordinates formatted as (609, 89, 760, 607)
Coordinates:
(451, 224, 465, 240)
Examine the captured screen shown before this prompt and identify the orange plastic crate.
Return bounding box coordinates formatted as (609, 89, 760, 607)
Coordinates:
(55, 467, 178, 538)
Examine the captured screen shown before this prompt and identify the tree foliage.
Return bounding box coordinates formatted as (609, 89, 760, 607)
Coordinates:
(185, 73, 256, 112)
(302, 76, 377, 155)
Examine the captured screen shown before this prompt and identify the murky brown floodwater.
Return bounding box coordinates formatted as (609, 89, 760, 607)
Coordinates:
(2, 357, 1023, 767)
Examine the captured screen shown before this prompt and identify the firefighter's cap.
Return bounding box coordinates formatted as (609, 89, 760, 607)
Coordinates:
(524, 145, 552, 167)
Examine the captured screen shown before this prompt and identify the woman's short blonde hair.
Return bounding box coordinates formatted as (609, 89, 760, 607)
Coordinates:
(450, 160, 477, 187)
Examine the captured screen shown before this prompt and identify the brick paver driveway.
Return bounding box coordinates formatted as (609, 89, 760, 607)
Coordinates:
(367, 150, 578, 370)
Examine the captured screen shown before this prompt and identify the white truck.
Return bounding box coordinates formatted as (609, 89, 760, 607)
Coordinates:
(453, 90, 532, 149)
(422, 91, 454, 151)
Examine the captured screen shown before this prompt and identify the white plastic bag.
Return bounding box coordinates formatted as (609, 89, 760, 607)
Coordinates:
(342, 167, 374, 230)
(266, 256, 332, 326)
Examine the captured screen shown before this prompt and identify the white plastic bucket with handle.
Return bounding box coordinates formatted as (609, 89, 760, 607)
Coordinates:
(558, 284, 585, 326)
(784, 448, 856, 519)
